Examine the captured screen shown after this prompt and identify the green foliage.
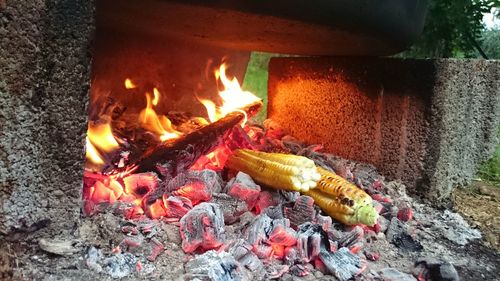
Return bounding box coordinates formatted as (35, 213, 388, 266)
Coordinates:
(479, 28, 500, 58)
(401, 0, 500, 58)
(477, 128, 500, 187)
(242, 52, 274, 123)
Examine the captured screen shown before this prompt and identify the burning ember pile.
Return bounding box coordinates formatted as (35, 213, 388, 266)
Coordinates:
(79, 62, 487, 280)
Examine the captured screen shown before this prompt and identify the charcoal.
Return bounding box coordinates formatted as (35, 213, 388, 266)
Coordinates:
(378, 268, 417, 281)
(103, 252, 138, 279)
(179, 202, 225, 253)
(364, 250, 380, 261)
(280, 135, 305, 153)
(254, 191, 278, 214)
(173, 181, 212, 204)
(289, 264, 309, 277)
(397, 207, 414, 222)
(244, 214, 273, 246)
(265, 263, 290, 279)
(120, 236, 144, 253)
(414, 259, 459, 281)
(393, 232, 423, 252)
(386, 218, 422, 252)
(377, 215, 390, 233)
(314, 214, 333, 232)
(211, 193, 248, 224)
(227, 239, 264, 273)
(253, 244, 274, 259)
(284, 195, 316, 229)
(167, 169, 222, 194)
(147, 238, 164, 262)
(265, 205, 284, 220)
(184, 250, 243, 281)
(122, 172, 160, 198)
(280, 190, 301, 202)
(226, 172, 261, 209)
(267, 219, 297, 247)
(319, 247, 362, 281)
(296, 223, 331, 262)
(163, 196, 192, 219)
(283, 246, 298, 265)
(335, 226, 365, 249)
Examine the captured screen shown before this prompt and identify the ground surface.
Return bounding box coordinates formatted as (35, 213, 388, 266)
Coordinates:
(453, 181, 500, 252)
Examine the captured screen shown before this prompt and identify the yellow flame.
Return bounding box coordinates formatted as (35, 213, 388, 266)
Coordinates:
(85, 137, 104, 165)
(124, 78, 136, 89)
(198, 99, 217, 123)
(139, 89, 181, 141)
(200, 63, 260, 126)
(86, 121, 120, 165)
(152, 88, 160, 106)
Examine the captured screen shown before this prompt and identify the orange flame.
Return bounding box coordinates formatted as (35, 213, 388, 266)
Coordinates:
(200, 63, 260, 126)
(139, 88, 181, 141)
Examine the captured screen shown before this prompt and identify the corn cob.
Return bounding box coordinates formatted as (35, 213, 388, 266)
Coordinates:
(226, 149, 377, 226)
(303, 168, 378, 226)
(303, 189, 377, 226)
(226, 149, 320, 192)
(316, 166, 373, 208)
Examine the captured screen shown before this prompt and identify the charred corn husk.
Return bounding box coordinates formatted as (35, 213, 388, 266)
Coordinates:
(303, 167, 378, 226)
(226, 149, 320, 192)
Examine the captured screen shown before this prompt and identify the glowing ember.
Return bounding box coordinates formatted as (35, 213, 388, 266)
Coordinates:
(190, 145, 232, 171)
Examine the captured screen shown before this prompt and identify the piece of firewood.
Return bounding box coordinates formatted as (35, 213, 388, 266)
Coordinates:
(132, 111, 244, 175)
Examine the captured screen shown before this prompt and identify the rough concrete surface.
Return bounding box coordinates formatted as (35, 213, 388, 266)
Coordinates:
(0, 1, 94, 235)
(268, 57, 499, 202)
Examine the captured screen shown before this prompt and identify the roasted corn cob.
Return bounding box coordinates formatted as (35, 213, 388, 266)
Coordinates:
(226, 149, 320, 192)
(303, 167, 378, 226)
(226, 149, 377, 226)
(315, 166, 373, 209)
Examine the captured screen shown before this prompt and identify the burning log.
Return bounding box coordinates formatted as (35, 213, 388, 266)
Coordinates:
(132, 111, 246, 175)
(179, 202, 225, 253)
(123, 101, 261, 176)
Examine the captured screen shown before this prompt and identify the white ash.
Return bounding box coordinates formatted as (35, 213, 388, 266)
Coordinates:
(211, 193, 248, 225)
(184, 250, 243, 281)
(319, 247, 362, 281)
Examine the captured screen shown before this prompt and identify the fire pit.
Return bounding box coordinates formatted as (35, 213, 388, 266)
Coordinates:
(1, 1, 499, 281)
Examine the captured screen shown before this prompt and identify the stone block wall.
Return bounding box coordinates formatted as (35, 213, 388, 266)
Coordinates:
(0, 1, 95, 235)
(268, 57, 499, 202)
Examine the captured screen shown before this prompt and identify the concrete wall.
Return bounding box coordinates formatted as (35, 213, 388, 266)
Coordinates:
(0, 1, 94, 235)
(268, 57, 499, 202)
